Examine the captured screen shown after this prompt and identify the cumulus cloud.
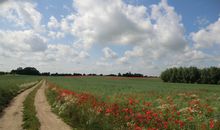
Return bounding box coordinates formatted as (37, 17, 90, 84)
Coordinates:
(0, 30, 47, 52)
(71, 0, 152, 48)
(48, 16, 59, 29)
(1, 0, 219, 75)
(48, 31, 65, 39)
(102, 47, 118, 59)
(71, 0, 187, 56)
(68, 0, 191, 74)
(191, 18, 220, 48)
(117, 46, 143, 64)
(40, 44, 89, 67)
(46, 15, 75, 39)
(0, 0, 42, 30)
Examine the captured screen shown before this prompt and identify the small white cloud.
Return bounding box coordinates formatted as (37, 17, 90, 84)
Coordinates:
(102, 47, 118, 59)
(60, 18, 70, 32)
(195, 16, 209, 27)
(47, 16, 60, 29)
(48, 31, 65, 39)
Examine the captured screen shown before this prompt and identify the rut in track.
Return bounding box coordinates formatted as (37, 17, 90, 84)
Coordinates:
(0, 81, 41, 130)
(35, 80, 72, 130)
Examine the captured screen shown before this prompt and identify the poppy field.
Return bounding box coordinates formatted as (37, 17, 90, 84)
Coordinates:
(46, 76, 220, 130)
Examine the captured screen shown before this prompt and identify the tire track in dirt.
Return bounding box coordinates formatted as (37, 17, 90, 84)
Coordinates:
(35, 80, 72, 130)
(0, 81, 41, 130)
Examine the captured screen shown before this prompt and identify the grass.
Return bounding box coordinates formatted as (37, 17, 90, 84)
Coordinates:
(0, 75, 40, 113)
(22, 81, 41, 130)
(47, 76, 220, 100)
(46, 76, 220, 129)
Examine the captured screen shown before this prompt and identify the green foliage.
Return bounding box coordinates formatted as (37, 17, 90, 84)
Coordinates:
(161, 67, 220, 84)
(22, 84, 40, 130)
(0, 75, 40, 113)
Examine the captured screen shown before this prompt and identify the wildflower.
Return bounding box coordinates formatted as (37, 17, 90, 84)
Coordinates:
(134, 125, 142, 130)
(187, 116, 194, 121)
(177, 111, 180, 116)
(125, 115, 130, 121)
(145, 110, 152, 115)
(105, 108, 112, 114)
(129, 99, 134, 105)
(152, 113, 158, 118)
(144, 102, 152, 107)
(179, 120, 184, 128)
(163, 121, 168, 129)
(210, 119, 214, 129)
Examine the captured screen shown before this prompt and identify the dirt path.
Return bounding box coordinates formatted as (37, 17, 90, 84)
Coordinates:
(0, 81, 41, 130)
(35, 80, 72, 130)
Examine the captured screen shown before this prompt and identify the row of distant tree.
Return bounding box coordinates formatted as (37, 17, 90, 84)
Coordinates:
(0, 67, 149, 77)
(160, 67, 220, 84)
(10, 67, 40, 75)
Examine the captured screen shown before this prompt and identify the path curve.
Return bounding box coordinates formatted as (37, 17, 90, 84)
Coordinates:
(0, 81, 41, 130)
(35, 80, 72, 130)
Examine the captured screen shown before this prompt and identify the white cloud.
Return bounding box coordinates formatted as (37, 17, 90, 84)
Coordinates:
(195, 16, 209, 27)
(60, 18, 71, 32)
(1, 0, 219, 75)
(69, 0, 190, 75)
(48, 31, 65, 39)
(47, 14, 75, 39)
(71, 0, 187, 54)
(71, 0, 151, 48)
(0, 1, 42, 30)
(191, 18, 220, 48)
(48, 16, 59, 29)
(0, 30, 47, 52)
(117, 46, 143, 64)
(102, 47, 118, 59)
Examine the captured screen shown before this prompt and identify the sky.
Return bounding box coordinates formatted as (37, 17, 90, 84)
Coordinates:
(0, 0, 220, 75)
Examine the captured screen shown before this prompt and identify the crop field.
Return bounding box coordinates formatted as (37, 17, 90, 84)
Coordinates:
(0, 75, 40, 112)
(46, 76, 220, 130)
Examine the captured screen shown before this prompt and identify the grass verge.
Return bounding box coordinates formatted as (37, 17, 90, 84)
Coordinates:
(22, 82, 41, 130)
(0, 75, 40, 113)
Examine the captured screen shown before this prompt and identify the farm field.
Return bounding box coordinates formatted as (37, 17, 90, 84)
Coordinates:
(0, 75, 40, 113)
(46, 76, 220, 130)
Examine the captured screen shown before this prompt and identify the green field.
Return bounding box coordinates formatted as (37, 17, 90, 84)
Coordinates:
(1, 75, 219, 129)
(47, 76, 220, 101)
(0, 75, 40, 112)
(47, 76, 220, 129)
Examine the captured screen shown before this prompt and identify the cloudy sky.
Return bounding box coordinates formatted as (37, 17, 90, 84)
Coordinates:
(0, 0, 220, 75)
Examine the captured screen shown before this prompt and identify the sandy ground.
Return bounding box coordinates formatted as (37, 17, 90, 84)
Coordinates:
(0, 81, 41, 130)
(35, 80, 72, 130)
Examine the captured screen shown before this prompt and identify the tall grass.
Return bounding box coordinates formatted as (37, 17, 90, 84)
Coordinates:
(22, 82, 41, 130)
(0, 75, 40, 113)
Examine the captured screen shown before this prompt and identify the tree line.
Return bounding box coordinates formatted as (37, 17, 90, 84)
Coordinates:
(160, 67, 220, 84)
(11, 67, 40, 75)
(2, 67, 150, 77)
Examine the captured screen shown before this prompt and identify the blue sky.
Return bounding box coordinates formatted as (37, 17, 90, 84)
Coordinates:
(0, 0, 220, 75)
